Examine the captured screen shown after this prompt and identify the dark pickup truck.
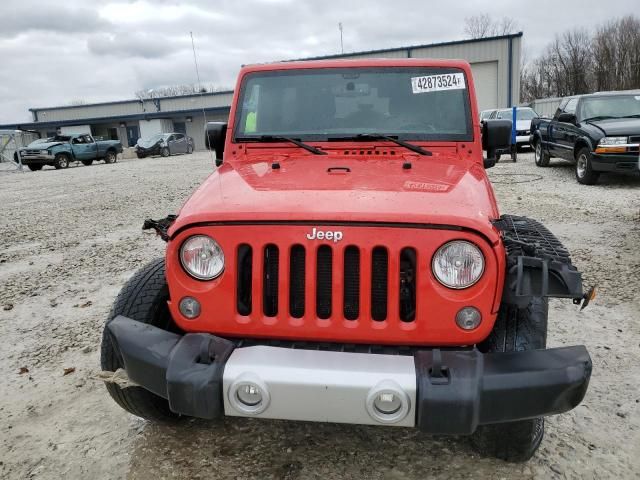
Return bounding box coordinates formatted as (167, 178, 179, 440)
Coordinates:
(530, 92, 640, 184)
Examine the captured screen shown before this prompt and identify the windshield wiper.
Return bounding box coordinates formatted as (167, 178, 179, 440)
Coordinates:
(583, 115, 618, 122)
(327, 134, 432, 156)
(235, 135, 326, 155)
(619, 114, 640, 119)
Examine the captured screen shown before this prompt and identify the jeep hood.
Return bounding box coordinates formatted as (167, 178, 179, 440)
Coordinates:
(586, 118, 640, 136)
(171, 154, 500, 241)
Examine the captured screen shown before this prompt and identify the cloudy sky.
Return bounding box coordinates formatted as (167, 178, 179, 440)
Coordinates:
(0, 0, 636, 123)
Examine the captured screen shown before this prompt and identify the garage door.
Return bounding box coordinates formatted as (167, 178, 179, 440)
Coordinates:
(470, 61, 498, 113)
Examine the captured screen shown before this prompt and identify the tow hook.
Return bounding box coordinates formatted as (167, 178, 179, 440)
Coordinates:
(574, 286, 597, 311)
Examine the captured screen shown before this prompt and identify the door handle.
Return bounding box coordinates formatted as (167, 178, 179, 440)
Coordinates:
(327, 166, 351, 173)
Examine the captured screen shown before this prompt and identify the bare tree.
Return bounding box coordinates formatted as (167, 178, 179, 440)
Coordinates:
(134, 83, 230, 100)
(464, 14, 518, 39)
(521, 15, 640, 102)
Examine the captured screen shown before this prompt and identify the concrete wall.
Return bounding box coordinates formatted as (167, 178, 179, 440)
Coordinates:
(58, 125, 91, 135)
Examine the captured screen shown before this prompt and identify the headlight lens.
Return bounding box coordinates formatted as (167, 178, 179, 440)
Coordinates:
(432, 241, 484, 289)
(180, 235, 224, 280)
(598, 136, 628, 146)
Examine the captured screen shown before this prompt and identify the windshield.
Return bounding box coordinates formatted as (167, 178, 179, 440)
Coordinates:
(496, 108, 538, 121)
(234, 67, 473, 141)
(580, 95, 640, 120)
(29, 135, 69, 146)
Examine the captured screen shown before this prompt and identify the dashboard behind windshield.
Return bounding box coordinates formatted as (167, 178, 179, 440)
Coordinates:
(234, 67, 473, 142)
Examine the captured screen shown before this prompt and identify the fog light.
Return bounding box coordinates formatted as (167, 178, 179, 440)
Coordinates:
(456, 307, 481, 330)
(179, 296, 201, 319)
(366, 380, 410, 424)
(236, 383, 263, 406)
(228, 374, 270, 415)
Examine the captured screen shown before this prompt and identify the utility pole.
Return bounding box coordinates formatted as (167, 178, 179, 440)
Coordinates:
(338, 22, 344, 53)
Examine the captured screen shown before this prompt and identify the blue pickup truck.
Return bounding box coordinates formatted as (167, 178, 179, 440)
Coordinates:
(16, 133, 123, 171)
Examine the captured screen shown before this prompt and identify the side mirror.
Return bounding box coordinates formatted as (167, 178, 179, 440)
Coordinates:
(557, 112, 576, 124)
(205, 122, 228, 167)
(482, 119, 511, 168)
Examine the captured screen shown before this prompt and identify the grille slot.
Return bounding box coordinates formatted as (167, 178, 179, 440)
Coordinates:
(236, 244, 253, 315)
(289, 245, 306, 318)
(316, 246, 333, 319)
(343, 246, 360, 320)
(371, 247, 388, 321)
(263, 244, 279, 317)
(399, 248, 417, 322)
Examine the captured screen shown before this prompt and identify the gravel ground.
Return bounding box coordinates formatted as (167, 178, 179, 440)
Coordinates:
(0, 151, 638, 479)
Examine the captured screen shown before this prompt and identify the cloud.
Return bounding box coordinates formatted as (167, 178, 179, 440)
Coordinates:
(87, 33, 183, 59)
(0, 0, 639, 123)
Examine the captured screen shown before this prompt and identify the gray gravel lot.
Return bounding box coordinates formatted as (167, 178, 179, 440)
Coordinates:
(0, 152, 639, 479)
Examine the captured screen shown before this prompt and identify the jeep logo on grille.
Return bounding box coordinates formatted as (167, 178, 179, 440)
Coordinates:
(306, 227, 343, 242)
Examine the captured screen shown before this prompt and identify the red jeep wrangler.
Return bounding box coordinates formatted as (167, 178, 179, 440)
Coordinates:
(101, 59, 592, 462)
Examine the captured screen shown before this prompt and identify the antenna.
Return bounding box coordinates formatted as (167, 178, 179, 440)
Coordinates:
(338, 22, 344, 53)
(190, 31, 215, 163)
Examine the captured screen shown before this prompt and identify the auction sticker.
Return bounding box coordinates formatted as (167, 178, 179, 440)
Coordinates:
(411, 73, 466, 94)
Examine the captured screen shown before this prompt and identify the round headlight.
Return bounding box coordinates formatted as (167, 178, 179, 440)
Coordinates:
(432, 240, 484, 289)
(180, 235, 224, 280)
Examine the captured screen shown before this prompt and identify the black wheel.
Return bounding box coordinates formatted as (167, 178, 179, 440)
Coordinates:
(53, 153, 70, 169)
(575, 147, 600, 185)
(81, 159, 94, 166)
(104, 151, 117, 164)
(495, 153, 501, 162)
(27, 164, 43, 171)
(136, 153, 146, 159)
(534, 139, 550, 167)
(470, 298, 548, 462)
(161, 147, 170, 157)
(100, 258, 183, 422)
(187, 145, 193, 154)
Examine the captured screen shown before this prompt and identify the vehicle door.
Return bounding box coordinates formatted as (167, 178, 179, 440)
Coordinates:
(166, 134, 177, 153)
(550, 98, 578, 160)
(172, 133, 187, 153)
(70, 135, 95, 160)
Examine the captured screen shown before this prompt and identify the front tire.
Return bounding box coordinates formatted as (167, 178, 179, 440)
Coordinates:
(534, 139, 550, 167)
(104, 151, 117, 164)
(100, 258, 183, 422)
(160, 147, 170, 157)
(575, 148, 600, 185)
(470, 298, 548, 462)
(187, 145, 193, 154)
(53, 153, 70, 169)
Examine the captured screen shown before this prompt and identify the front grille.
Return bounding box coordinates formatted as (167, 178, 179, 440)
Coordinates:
(236, 244, 418, 323)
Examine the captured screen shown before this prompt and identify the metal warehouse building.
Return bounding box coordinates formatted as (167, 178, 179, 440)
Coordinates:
(0, 33, 521, 150)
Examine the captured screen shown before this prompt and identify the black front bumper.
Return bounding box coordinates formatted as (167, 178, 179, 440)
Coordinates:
(106, 316, 591, 434)
(592, 152, 640, 173)
(136, 145, 162, 156)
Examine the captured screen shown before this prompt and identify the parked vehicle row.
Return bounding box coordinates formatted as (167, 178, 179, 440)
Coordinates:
(16, 134, 122, 171)
(135, 133, 194, 158)
(530, 91, 640, 184)
(480, 107, 539, 155)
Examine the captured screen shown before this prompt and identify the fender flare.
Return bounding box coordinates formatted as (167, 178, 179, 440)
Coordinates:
(573, 136, 594, 160)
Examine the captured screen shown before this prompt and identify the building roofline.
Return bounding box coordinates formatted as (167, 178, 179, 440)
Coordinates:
(287, 32, 524, 62)
(29, 90, 235, 113)
(0, 106, 231, 131)
(30, 33, 522, 113)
